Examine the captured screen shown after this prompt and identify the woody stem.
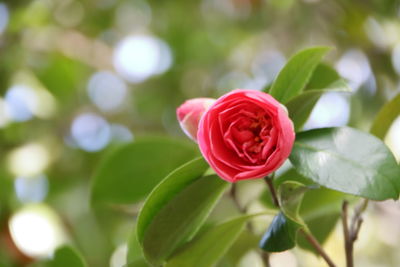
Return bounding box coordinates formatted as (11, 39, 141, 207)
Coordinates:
(342, 199, 368, 267)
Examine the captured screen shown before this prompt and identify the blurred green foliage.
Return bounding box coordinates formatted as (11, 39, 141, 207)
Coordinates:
(0, 0, 400, 266)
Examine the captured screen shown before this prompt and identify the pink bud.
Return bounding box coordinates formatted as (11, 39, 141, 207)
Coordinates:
(176, 98, 216, 141)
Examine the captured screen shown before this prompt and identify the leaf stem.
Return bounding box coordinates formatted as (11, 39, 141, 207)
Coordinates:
(263, 177, 280, 208)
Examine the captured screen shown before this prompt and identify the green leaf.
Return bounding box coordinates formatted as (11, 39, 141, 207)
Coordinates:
(136, 158, 229, 265)
(259, 212, 300, 252)
(91, 137, 199, 205)
(261, 170, 312, 210)
(300, 187, 345, 220)
(306, 63, 340, 90)
(166, 215, 255, 267)
(136, 158, 210, 243)
(289, 127, 400, 200)
(259, 189, 278, 210)
(297, 213, 339, 253)
(370, 93, 400, 140)
(0, 173, 12, 204)
(278, 181, 307, 225)
(262, 83, 272, 93)
(274, 168, 314, 188)
(221, 231, 259, 266)
(127, 228, 143, 264)
(141, 174, 228, 265)
(297, 188, 344, 253)
(268, 47, 331, 103)
(35, 54, 90, 101)
(286, 80, 351, 131)
(46, 246, 86, 267)
(124, 259, 149, 267)
(270, 172, 348, 254)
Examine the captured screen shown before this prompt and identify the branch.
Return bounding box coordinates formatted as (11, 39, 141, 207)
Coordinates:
(342, 201, 353, 267)
(342, 199, 368, 267)
(300, 229, 336, 267)
(260, 251, 271, 267)
(350, 199, 368, 242)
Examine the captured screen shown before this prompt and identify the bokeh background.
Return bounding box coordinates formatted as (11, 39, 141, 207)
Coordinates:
(1, 0, 400, 266)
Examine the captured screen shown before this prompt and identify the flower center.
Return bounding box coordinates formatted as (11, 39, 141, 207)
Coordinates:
(224, 108, 275, 164)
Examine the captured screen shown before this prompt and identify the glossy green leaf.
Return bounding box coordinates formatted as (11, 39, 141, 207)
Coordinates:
(370, 93, 400, 140)
(290, 127, 400, 200)
(278, 181, 307, 225)
(259, 212, 300, 252)
(274, 168, 314, 188)
(141, 174, 228, 265)
(166, 215, 255, 267)
(306, 63, 340, 90)
(268, 47, 331, 103)
(136, 157, 210, 244)
(300, 187, 345, 220)
(286, 80, 351, 131)
(46, 246, 86, 267)
(91, 137, 199, 205)
(136, 158, 229, 265)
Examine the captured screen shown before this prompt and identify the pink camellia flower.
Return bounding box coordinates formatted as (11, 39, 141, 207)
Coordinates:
(176, 98, 216, 141)
(197, 89, 295, 182)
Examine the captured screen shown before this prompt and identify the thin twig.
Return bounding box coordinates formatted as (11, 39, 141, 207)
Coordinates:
(342, 199, 368, 267)
(352, 219, 363, 242)
(350, 199, 368, 241)
(342, 201, 353, 267)
(264, 177, 280, 208)
(300, 229, 336, 267)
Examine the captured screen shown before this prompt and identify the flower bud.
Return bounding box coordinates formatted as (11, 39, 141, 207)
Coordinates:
(176, 98, 216, 141)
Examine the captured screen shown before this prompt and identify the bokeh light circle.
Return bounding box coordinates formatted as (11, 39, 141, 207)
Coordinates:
(87, 71, 128, 112)
(70, 113, 111, 152)
(113, 35, 173, 83)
